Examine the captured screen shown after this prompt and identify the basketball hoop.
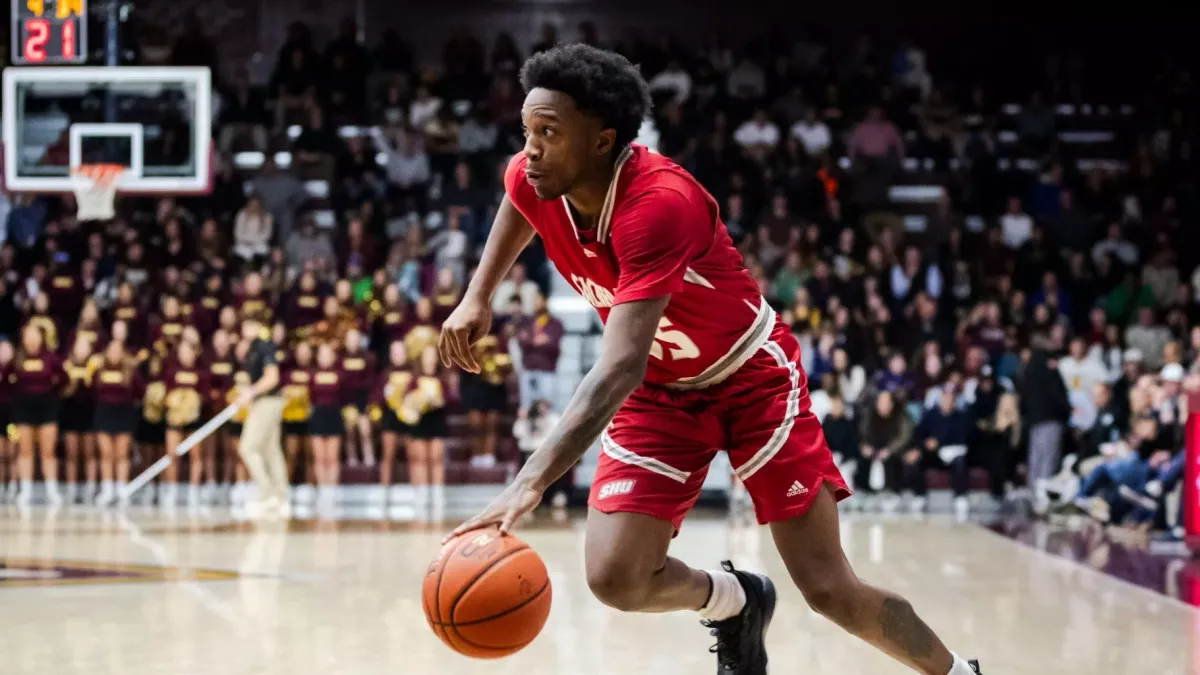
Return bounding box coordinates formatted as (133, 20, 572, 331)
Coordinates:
(70, 163, 124, 222)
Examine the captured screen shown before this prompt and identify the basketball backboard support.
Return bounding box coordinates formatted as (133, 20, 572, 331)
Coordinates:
(2, 66, 211, 193)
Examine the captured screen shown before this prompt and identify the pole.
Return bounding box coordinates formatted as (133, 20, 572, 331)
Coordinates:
(103, 403, 242, 505)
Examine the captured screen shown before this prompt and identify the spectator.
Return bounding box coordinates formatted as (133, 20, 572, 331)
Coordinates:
(847, 106, 904, 166)
(233, 196, 274, 265)
(854, 390, 912, 509)
(903, 388, 971, 514)
(999, 197, 1034, 250)
(1125, 307, 1173, 370)
(492, 263, 540, 316)
(789, 107, 832, 158)
(1022, 340, 1072, 514)
(647, 59, 692, 105)
(515, 293, 563, 410)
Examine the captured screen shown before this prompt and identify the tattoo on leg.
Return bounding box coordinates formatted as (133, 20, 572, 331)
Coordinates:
(877, 597, 935, 660)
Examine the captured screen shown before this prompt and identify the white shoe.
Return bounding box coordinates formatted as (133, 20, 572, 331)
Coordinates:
(551, 492, 568, 509)
(46, 483, 63, 507)
(909, 496, 927, 514)
(15, 489, 31, 507)
(954, 496, 970, 519)
(95, 482, 116, 507)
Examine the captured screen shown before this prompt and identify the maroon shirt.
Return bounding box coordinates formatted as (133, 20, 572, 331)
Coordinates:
(11, 349, 62, 395)
(430, 288, 460, 326)
(287, 291, 324, 331)
(162, 362, 210, 425)
(374, 305, 411, 346)
(207, 351, 236, 408)
(185, 295, 222, 336)
(339, 350, 376, 402)
(309, 368, 344, 407)
(0, 362, 13, 408)
(148, 318, 187, 357)
(45, 269, 84, 321)
(516, 312, 564, 373)
(237, 295, 273, 324)
(93, 364, 145, 405)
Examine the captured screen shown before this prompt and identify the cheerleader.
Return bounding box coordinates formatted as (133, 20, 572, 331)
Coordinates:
(408, 345, 448, 516)
(0, 341, 13, 502)
(67, 300, 107, 353)
(135, 354, 167, 504)
(162, 340, 209, 508)
(281, 342, 314, 489)
(11, 324, 63, 506)
(460, 332, 513, 468)
(111, 282, 145, 347)
(26, 293, 60, 353)
(429, 267, 461, 325)
(403, 298, 439, 362)
(308, 342, 344, 508)
(340, 327, 377, 467)
(370, 284, 410, 361)
(206, 329, 236, 503)
(60, 336, 99, 504)
(286, 271, 324, 339)
(148, 295, 187, 358)
(93, 340, 144, 506)
(370, 340, 412, 498)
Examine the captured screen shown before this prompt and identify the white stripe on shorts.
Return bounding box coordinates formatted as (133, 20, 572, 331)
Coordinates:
(733, 340, 800, 482)
(600, 432, 691, 484)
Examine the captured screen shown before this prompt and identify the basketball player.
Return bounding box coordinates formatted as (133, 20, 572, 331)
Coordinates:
(441, 44, 981, 675)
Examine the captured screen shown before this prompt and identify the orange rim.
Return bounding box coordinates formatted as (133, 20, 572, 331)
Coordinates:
(70, 163, 125, 188)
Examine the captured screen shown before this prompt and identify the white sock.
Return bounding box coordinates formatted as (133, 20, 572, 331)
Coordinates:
(947, 653, 976, 675)
(697, 570, 747, 621)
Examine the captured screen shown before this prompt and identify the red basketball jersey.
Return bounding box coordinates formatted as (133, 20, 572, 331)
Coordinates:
(505, 145, 776, 387)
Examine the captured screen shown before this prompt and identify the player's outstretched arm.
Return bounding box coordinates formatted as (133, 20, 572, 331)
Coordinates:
(439, 196, 534, 373)
(447, 296, 668, 537)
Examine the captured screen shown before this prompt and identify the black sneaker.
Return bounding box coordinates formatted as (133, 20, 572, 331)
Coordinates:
(701, 561, 776, 675)
(969, 659, 982, 673)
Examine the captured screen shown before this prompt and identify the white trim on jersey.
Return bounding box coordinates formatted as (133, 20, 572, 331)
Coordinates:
(596, 145, 634, 244)
(683, 267, 715, 289)
(733, 340, 801, 482)
(600, 432, 691, 484)
(666, 298, 776, 391)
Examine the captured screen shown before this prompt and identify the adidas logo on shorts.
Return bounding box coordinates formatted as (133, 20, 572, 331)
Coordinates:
(597, 480, 636, 500)
(786, 481, 808, 498)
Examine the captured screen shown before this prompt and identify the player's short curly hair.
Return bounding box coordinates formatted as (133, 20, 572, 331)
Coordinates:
(519, 43, 652, 151)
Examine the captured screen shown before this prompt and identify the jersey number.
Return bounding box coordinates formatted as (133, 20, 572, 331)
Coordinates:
(650, 318, 700, 361)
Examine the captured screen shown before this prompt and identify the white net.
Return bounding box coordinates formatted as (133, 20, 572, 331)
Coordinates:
(70, 164, 123, 222)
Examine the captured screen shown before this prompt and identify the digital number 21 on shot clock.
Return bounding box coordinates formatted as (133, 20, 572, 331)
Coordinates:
(12, 0, 87, 65)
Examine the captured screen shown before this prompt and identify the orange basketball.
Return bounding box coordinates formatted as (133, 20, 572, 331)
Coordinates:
(422, 527, 552, 658)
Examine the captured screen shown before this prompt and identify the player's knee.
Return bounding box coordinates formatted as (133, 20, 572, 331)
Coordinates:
(793, 573, 857, 622)
(585, 561, 651, 611)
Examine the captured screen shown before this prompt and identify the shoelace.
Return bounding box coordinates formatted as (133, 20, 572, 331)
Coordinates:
(703, 618, 742, 671)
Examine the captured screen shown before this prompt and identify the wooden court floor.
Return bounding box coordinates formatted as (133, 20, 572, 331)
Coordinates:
(0, 507, 1194, 675)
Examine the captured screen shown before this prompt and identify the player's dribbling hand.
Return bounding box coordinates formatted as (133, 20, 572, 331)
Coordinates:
(444, 480, 543, 542)
(438, 296, 491, 374)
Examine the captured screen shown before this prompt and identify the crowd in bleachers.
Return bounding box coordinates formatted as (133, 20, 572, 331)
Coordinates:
(0, 16, 1194, 532)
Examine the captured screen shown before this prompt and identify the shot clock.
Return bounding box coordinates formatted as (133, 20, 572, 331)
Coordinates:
(11, 0, 87, 64)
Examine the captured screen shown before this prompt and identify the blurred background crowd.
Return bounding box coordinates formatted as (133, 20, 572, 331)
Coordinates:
(0, 5, 1192, 537)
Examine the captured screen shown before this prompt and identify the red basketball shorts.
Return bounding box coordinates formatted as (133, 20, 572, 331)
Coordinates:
(588, 323, 851, 530)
